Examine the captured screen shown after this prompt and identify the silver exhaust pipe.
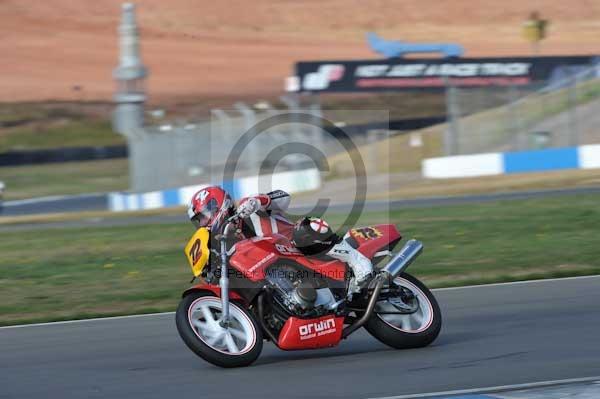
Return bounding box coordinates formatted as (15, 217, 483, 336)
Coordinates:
(382, 239, 424, 279)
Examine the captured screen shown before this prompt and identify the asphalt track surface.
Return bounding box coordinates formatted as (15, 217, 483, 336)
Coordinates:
(2, 276, 599, 399)
(1, 193, 106, 216)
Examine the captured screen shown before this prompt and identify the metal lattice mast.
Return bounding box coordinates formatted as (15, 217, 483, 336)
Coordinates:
(112, 3, 148, 136)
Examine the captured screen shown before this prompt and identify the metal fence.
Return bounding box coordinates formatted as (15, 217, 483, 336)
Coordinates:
(122, 97, 391, 192)
(444, 65, 600, 156)
(125, 107, 320, 192)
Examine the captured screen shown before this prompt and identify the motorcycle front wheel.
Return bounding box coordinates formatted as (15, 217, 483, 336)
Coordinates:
(365, 272, 442, 349)
(176, 292, 263, 368)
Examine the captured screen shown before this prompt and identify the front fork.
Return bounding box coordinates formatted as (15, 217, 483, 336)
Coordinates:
(219, 237, 230, 327)
(219, 224, 233, 327)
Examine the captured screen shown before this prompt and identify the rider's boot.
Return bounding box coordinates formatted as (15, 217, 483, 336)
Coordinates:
(327, 238, 374, 294)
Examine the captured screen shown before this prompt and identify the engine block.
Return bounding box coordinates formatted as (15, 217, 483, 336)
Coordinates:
(265, 265, 337, 318)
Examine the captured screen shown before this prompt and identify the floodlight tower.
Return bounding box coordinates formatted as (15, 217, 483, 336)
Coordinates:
(112, 3, 148, 135)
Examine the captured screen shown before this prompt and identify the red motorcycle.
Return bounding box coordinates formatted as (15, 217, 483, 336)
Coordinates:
(175, 213, 441, 367)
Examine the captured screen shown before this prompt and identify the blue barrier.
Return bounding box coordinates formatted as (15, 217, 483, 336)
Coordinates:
(162, 189, 181, 207)
(503, 147, 579, 173)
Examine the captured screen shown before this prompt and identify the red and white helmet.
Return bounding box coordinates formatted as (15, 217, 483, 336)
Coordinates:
(187, 186, 234, 229)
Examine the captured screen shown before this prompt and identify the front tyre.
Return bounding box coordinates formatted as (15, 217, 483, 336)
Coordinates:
(365, 273, 441, 349)
(176, 292, 263, 368)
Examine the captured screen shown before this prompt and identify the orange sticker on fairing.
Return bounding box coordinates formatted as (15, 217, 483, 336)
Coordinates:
(351, 227, 383, 240)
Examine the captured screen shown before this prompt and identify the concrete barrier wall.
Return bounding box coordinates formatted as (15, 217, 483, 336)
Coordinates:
(422, 153, 504, 178)
(422, 144, 600, 178)
(579, 144, 600, 169)
(108, 168, 321, 212)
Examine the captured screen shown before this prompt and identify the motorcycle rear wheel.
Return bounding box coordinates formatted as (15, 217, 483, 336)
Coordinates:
(176, 292, 263, 368)
(365, 272, 441, 349)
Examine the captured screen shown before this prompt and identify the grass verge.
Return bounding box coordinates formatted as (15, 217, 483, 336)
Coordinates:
(1, 193, 599, 326)
(0, 102, 123, 152)
(370, 169, 600, 200)
(0, 120, 124, 152)
(0, 159, 128, 200)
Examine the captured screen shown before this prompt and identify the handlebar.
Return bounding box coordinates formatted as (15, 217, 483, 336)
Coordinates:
(227, 213, 241, 224)
(214, 212, 242, 238)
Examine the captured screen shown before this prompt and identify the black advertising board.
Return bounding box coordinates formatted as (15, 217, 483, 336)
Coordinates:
(295, 56, 598, 92)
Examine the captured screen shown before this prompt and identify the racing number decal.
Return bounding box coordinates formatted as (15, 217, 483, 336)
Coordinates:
(189, 239, 202, 265)
(351, 227, 382, 240)
(184, 227, 210, 277)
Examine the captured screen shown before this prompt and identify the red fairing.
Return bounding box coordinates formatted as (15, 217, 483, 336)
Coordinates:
(228, 225, 401, 283)
(182, 284, 244, 302)
(277, 315, 345, 350)
(294, 257, 347, 282)
(349, 224, 402, 259)
(229, 236, 287, 281)
(230, 234, 348, 282)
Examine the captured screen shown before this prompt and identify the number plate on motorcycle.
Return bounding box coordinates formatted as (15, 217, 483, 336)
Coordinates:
(184, 227, 210, 277)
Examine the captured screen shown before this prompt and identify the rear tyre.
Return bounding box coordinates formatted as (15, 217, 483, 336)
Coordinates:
(176, 292, 263, 368)
(365, 273, 441, 349)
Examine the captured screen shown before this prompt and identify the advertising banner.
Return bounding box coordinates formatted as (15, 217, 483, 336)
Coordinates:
(295, 56, 598, 92)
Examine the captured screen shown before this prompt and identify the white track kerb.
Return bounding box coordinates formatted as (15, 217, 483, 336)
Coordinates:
(1, 275, 598, 330)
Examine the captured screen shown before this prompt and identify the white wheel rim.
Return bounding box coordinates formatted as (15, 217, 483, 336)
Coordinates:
(377, 277, 434, 334)
(187, 297, 256, 355)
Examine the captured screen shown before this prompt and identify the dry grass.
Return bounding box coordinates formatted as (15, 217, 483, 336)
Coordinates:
(2, 0, 600, 103)
(370, 168, 600, 201)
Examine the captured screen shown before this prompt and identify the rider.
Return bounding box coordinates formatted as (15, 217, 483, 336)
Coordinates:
(187, 186, 373, 289)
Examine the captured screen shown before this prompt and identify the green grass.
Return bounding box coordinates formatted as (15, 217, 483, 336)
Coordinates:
(0, 120, 124, 152)
(0, 159, 129, 200)
(1, 193, 599, 326)
(0, 102, 124, 152)
(0, 103, 129, 200)
(0, 104, 128, 200)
